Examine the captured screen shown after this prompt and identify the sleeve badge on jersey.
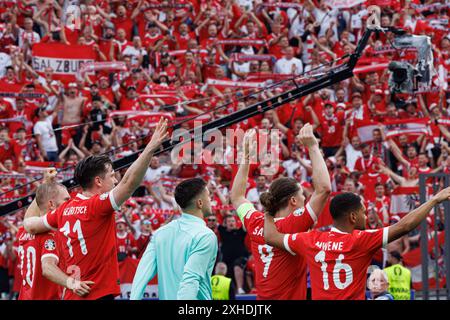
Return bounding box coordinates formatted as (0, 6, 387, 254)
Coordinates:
(99, 192, 109, 200)
(44, 239, 56, 251)
(293, 207, 305, 216)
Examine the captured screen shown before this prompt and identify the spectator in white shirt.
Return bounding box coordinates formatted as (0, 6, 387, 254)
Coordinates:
(274, 46, 303, 75)
(144, 156, 172, 183)
(344, 135, 363, 172)
(122, 36, 147, 66)
(33, 104, 59, 162)
(18, 18, 41, 48)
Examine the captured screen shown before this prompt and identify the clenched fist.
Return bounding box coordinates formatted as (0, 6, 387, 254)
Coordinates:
(297, 123, 318, 148)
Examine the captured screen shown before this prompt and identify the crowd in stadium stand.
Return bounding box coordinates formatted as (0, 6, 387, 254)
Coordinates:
(0, 0, 449, 299)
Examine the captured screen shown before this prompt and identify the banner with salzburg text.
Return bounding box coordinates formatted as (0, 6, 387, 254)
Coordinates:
(31, 43, 96, 83)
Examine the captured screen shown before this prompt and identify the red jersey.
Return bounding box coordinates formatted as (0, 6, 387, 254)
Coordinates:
(320, 112, 345, 147)
(116, 232, 136, 256)
(240, 202, 317, 300)
(285, 227, 389, 300)
(0, 140, 14, 163)
(136, 233, 151, 258)
(120, 97, 141, 111)
(359, 173, 391, 201)
(17, 227, 62, 300)
(354, 155, 383, 174)
(373, 196, 391, 226)
(147, 212, 165, 231)
(43, 192, 121, 300)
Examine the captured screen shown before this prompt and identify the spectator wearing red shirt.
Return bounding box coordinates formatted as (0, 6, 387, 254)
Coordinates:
(111, 5, 134, 41)
(116, 219, 137, 261)
(387, 137, 420, 177)
(174, 23, 196, 50)
(0, 127, 14, 170)
(1, 66, 18, 84)
(319, 102, 345, 157)
(371, 183, 391, 227)
(146, 210, 166, 231)
(154, 53, 178, 81)
(143, 21, 166, 50)
(354, 143, 383, 175)
(178, 50, 202, 82)
(0, 97, 13, 120)
(119, 86, 142, 111)
(135, 219, 153, 258)
(359, 171, 391, 201)
(97, 76, 115, 106)
(368, 89, 387, 120)
(8, 98, 34, 134)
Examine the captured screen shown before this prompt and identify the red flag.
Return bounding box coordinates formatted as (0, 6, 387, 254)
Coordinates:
(118, 257, 158, 299)
(403, 231, 446, 290)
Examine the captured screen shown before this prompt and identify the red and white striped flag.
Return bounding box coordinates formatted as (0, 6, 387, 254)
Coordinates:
(108, 111, 174, 125)
(354, 118, 431, 143)
(384, 118, 431, 139)
(354, 119, 379, 143)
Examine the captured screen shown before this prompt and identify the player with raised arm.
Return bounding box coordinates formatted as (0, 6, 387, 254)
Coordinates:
(18, 168, 94, 299)
(230, 124, 331, 299)
(23, 119, 169, 300)
(264, 190, 450, 300)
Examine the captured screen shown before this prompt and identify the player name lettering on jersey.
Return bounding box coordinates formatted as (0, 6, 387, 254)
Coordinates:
(315, 241, 344, 251)
(18, 232, 35, 241)
(62, 206, 87, 216)
(252, 226, 263, 237)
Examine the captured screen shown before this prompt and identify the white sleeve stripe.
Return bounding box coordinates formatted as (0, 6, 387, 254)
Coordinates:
(382, 227, 389, 249)
(306, 203, 317, 223)
(42, 215, 58, 231)
(283, 234, 296, 256)
(109, 191, 120, 211)
(41, 253, 59, 264)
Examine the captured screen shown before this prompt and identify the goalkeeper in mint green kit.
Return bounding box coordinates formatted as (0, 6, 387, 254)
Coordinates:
(130, 178, 218, 300)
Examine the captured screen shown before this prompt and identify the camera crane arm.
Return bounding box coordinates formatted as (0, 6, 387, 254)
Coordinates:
(0, 9, 383, 216)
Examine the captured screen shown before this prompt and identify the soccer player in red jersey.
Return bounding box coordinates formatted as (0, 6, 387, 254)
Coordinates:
(19, 168, 94, 299)
(23, 119, 169, 300)
(230, 124, 331, 300)
(264, 189, 450, 300)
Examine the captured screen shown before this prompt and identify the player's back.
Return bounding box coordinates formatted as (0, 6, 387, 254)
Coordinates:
(17, 227, 62, 300)
(290, 227, 388, 300)
(44, 192, 120, 300)
(240, 203, 317, 300)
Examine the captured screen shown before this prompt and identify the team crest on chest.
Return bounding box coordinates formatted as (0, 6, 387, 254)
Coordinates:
(293, 207, 305, 216)
(44, 239, 56, 251)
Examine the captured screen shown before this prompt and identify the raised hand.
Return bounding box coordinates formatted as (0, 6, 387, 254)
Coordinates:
(298, 123, 318, 148)
(43, 167, 58, 184)
(243, 129, 257, 162)
(432, 187, 450, 204)
(147, 118, 169, 153)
